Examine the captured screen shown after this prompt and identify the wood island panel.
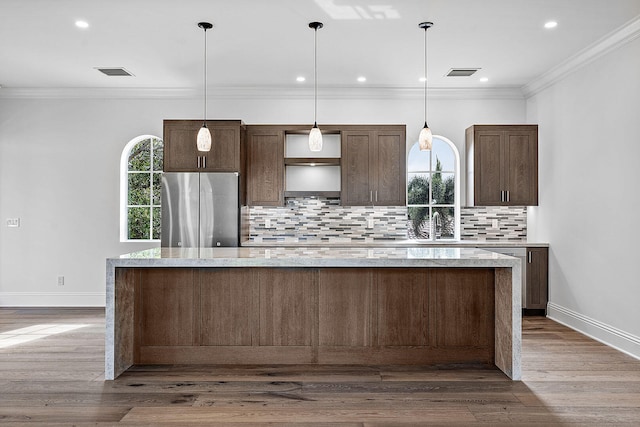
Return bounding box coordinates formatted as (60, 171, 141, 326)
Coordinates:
(376, 268, 430, 347)
(318, 269, 374, 347)
(434, 268, 494, 350)
(123, 266, 503, 372)
(259, 268, 314, 346)
(200, 269, 255, 346)
(138, 268, 197, 347)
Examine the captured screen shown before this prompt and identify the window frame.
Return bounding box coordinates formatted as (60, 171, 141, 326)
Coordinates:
(406, 135, 461, 241)
(119, 135, 163, 243)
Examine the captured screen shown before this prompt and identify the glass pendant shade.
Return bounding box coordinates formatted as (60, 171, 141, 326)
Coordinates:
(309, 124, 323, 152)
(418, 124, 433, 151)
(197, 124, 212, 152)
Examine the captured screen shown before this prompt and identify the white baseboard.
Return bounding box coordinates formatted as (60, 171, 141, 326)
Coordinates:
(547, 302, 640, 361)
(0, 292, 105, 307)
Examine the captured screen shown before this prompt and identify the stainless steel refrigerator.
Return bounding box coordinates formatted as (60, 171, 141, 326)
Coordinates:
(161, 172, 239, 247)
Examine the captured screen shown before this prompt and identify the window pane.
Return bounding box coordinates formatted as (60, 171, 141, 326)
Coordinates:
(128, 138, 151, 171)
(434, 207, 455, 240)
(128, 207, 150, 240)
(407, 173, 430, 205)
(408, 207, 431, 239)
(431, 173, 455, 204)
(128, 173, 151, 205)
(152, 172, 162, 205)
(152, 139, 164, 171)
(152, 207, 161, 240)
(407, 143, 430, 172)
(432, 138, 455, 171)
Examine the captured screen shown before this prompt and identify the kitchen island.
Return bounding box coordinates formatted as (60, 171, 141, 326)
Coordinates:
(105, 247, 521, 380)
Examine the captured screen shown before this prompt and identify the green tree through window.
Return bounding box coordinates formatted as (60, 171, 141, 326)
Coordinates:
(407, 137, 459, 240)
(122, 136, 163, 241)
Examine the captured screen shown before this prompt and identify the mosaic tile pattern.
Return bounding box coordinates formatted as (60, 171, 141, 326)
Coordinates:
(248, 198, 408, 243)
(248, 199, 527, 243)
(460, 206, 527, 241)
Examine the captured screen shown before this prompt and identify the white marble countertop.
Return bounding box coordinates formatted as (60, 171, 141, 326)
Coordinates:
(107, 246, 521, 269)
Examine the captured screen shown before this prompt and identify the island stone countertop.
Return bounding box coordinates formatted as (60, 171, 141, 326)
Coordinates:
(107, 246, 522, 268)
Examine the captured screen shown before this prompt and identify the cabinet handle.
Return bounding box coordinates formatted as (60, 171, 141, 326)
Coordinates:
(375, 190, 378, 202)
(197, 156, 201, 168)
(528, 251, 532, 263)
(500, 191, 504, 202)
(203, 156, 206, 169)
(370, 191, 373, 202)
(506, 190, 510, 202)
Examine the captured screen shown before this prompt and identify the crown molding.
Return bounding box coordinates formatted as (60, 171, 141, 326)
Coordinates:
(0, 85, 524, 101)
(523, 15, 640, 98)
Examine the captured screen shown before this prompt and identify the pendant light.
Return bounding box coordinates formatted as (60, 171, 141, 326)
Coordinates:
(418, 21, 434, 151)
(308, 21, 323, 152)
(197, 22, 213, 152)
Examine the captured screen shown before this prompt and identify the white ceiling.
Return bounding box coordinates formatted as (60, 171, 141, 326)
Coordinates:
(1, 0, 639, 94)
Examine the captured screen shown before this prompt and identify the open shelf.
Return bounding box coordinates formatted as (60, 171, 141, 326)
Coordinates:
(284, 191, 341, 199)
(284, 158, 341, 166)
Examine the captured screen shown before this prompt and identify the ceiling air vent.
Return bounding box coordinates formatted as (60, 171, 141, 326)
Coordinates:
(446, 68, 480, 77)
(95, 67, 134, 77)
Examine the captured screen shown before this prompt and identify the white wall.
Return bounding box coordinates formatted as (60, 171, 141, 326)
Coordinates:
(527, 36, 640, 355)
(0, 92, 524, 306)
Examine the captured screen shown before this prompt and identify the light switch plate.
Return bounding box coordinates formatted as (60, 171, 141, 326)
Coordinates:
(6, 218, 20, 227)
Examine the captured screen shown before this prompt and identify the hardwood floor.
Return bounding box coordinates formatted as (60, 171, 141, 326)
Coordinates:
(1, 308, 640, 425)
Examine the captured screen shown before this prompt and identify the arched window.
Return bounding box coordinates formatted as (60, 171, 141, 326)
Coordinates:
(120, 135, 163, 242)
(407, 135, 460, 240)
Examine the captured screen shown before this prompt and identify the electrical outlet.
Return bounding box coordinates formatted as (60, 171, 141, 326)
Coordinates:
(265, 219, 271, 228)
(367, 218, 374, 229)
(6, 218, 20, 228)
(57, 276, 64, 286)
(492, 219, 499, 228)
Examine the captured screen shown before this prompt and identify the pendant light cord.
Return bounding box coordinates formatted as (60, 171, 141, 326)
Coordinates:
(314, 26, 318, 126)
(423, 25, 428, 126)
(203, 26, 208, 126)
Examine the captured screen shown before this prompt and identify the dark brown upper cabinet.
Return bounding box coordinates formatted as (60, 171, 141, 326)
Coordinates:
(246, 126, 285, 206)
(341, 125, 406, 206)
(163, 120, 245, 173)
(466, 125, 538, 206)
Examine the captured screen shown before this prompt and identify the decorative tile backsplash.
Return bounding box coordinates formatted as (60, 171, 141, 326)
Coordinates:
(248, 198, 527, 243)
(249, 198, 408, 243)
(460, 206, 527, 241)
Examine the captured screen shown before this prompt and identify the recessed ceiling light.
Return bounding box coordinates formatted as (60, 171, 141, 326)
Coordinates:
(296, 76, 306, 82)
(544, 21, 558, 29)
(479, 77, 489, 82)
(75, 20, 89, 29)
(357, 76, 366, 82)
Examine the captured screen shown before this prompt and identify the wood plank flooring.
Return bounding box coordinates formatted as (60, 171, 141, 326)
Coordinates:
(1, 308, 640, 425)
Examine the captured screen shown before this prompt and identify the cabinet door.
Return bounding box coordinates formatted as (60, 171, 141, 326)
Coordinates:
(373, 130, 406, 206)
(163, 120, 202, 172)
(341, 130, 373, 206)
(246, 129, 284, 206)
(504, 129, 538, 206)
(202, 124, 241, 172)
(525, 247, 548, 310)
(163, 120, 242, 172)
(474, 129, 503, 205)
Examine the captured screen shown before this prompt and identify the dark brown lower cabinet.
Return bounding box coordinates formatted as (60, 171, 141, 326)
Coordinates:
(132, 267, 496, 366)
(525, 247, 549, 312)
